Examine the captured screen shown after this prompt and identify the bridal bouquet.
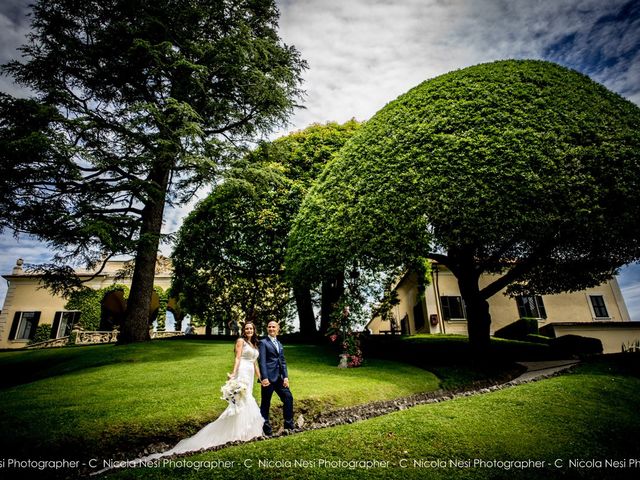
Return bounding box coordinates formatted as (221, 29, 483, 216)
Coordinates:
(220, 379, 247, 414)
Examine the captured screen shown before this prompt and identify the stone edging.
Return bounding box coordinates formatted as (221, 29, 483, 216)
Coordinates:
(305, 361, 579, 430)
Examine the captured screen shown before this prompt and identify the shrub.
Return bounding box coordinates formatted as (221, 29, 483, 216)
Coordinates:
(524, 334, 552, 344)
(65, 284, 134, 331)
(65, 288, 102, 330)
(361, 334, 555, 365)
(494, 318, 539, 340)
(29, 324, 52, 344)
(327, 303, 363, 367)
(550, 334, 603, 357)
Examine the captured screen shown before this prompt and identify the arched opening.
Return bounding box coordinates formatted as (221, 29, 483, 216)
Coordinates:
(148, 290, 161, 327)
(99, 290, 127, 331)
(167, 297, 183, 331)
(165, 310, 176, 331)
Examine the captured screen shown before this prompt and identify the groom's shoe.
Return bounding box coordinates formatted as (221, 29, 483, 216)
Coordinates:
(284, 420, 295, 431)
(263, 422, 273, 436)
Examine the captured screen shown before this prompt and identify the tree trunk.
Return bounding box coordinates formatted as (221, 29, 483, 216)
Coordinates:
(294, 286, 316, 336)
(456, 268, 492, 358)
(320, 272, 344, 334)
(465, 295, 492, 356)
(118, 164, 171, 344)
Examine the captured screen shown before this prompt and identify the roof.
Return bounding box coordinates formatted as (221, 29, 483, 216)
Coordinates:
(543, 321, 640, 329)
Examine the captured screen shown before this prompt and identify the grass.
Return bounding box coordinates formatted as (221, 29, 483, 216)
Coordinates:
(0, 339, 440, 462)
(3, 335, 618, 480)
(102, 354, 640, 480)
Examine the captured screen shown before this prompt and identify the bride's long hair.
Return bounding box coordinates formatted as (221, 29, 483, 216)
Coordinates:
(240, 321, 259, 349)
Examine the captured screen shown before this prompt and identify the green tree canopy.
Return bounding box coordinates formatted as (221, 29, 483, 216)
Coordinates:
(287, 60, 640, 352)
(0, 0, 306, 343)
(172, 121, 360, 334)
(172, 162, 296, 333)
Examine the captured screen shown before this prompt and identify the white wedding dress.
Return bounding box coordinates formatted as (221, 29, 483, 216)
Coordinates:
(89, 343, 264, 475)
(142, 340, 264, 459)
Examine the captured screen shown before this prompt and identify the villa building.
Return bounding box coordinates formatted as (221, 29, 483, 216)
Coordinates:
(3, 256, 639, 353)
(0, 257, 183, 349)
(367, 263, 640, 354)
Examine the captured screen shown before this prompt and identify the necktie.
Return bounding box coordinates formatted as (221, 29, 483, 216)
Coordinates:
(271, 337, 278, 353)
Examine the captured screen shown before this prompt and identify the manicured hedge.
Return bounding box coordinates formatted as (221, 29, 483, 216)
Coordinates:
(494, 317, 540, 340)
(361, 334, 555, 366)
(549, 334, 603, 357)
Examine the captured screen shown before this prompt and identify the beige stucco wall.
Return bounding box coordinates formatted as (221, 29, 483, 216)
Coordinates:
(554, 322, 640, 353)
(368, 272, 421, 334)
(549, 324, 640, 354)
(369, 264, 633, 339)
(0, 259, 173, 349)
(0, 277, 70, 349)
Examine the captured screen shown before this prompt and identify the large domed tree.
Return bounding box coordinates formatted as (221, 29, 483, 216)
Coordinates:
(287, 60, 640, 354)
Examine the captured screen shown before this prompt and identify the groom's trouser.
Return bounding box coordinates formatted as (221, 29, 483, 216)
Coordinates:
(260, 378, 294, 429)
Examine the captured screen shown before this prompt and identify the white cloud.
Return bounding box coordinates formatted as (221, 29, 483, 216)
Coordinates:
(274, 0, 640, 137)
(617, 263, 640, 320)
(0, 233, 54, 306)
(0, 0, 33, 98)
(160, 189, 208, 256)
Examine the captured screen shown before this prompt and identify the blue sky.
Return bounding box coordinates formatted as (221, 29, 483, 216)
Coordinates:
(1, 0, 640, 319)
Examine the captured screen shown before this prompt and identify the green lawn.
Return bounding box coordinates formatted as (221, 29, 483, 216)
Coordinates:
(0, 339, 439, 462)
(5, 338, 633, 480)
(102, 354, 640, 480)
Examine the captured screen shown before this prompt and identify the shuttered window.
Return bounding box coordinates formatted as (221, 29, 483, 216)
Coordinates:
(589, 295, 609, 318)
(8, 312, 41, 340)
(440, 296, 466, 320)
(516, 296, 547, 319)
(51, 311, 80, 338)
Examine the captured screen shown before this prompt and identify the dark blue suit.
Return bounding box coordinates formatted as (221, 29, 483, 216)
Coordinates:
(258, 337, 294, 433)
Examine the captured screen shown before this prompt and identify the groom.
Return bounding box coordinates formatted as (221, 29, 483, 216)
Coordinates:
(258, 320, 294, 435)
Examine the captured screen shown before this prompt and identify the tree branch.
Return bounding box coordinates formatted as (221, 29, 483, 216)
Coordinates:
(424, 252, 451, 268)
(204, 111, 255, 135)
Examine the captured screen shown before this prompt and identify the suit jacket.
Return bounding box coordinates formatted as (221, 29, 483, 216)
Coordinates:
(258, 337, 288, 383)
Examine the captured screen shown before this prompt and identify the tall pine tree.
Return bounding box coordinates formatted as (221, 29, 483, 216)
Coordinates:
(0, 0, 306, 343)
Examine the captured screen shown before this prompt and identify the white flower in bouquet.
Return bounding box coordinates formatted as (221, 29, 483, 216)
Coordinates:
(220, 379, 247, 414)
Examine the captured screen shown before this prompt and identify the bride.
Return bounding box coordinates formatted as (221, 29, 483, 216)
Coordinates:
(89, 322, 264, 475)
(144, 322, 264, 458)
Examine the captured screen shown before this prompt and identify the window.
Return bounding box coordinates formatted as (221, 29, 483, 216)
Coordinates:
(8, 312, 41, 341)
(440, 296, 466, 320)
(413, 300, 426, 330)
(516, 296, 547, 319)
(589, 295, 609, 319)
(51, 311, 80, 339)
